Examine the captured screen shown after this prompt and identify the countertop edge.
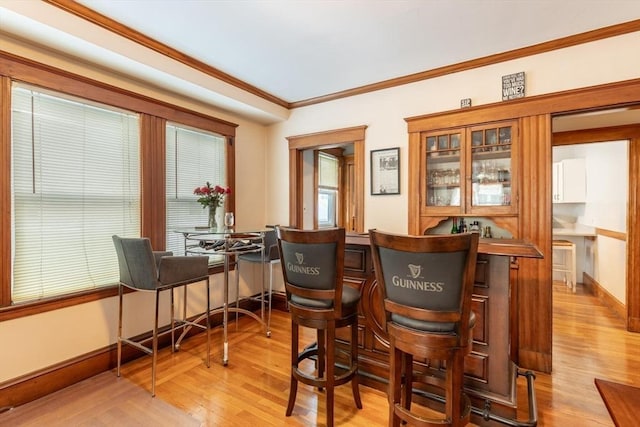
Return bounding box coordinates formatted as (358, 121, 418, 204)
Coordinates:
(347, 233, 543, 259)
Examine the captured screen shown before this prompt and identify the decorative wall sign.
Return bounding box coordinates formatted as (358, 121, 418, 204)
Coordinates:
(371, 147, 400, 195)
(461, 98, 472, 108)
(502, 71, 525, 100)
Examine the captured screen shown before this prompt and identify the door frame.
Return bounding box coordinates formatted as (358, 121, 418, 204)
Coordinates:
(286, 125, 366, 232)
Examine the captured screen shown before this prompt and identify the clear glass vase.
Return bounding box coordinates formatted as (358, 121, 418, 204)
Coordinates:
(208, 205, 218, 229)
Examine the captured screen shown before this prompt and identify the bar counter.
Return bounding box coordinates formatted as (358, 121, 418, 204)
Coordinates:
(337, 233, 542, 426)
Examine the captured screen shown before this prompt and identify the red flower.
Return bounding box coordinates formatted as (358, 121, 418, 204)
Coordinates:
(194, 181, 231, 208)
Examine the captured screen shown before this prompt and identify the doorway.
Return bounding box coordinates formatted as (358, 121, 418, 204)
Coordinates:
(552, 108, 640, 326)
(286, 125, 366, 231)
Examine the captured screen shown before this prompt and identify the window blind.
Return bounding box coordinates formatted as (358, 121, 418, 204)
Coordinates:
(11, 84, 140, 303)
(165, 124, 226, 259)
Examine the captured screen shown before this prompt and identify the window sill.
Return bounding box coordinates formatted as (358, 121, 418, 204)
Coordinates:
(0, 264, 225, 322)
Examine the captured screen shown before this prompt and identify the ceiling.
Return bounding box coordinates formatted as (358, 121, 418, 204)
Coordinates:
(2, 0, 640, 124)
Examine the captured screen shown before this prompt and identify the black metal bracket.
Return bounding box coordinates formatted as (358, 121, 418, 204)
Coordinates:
(470, 369, 538, 427)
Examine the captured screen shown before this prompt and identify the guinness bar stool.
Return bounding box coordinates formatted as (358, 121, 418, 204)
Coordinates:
(553, 239, 577, 292)
(276, 226, 362, 427)
(370, 230, 479, 427)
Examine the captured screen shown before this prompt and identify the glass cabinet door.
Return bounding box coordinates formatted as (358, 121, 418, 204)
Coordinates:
(469, 123, 513, 208)
(425, 131, 462, 209)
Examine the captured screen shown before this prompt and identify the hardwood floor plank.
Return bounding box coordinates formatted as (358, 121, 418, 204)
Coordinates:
(3, 282, 640, 426)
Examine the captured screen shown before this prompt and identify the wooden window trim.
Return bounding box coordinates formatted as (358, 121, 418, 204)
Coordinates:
(0, 52, 236, 316)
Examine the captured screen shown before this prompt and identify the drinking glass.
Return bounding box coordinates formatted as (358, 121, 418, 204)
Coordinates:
(224, 212, 234, 228)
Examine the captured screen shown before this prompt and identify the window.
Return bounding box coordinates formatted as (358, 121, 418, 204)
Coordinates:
(11, 84, 140, 303)
(165, 123, 226, 261)
(317, 152, 339, 228)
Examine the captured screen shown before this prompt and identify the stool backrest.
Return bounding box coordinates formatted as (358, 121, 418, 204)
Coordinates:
(276, 227, 346, 316)
(369, 230, 479, 341)
(264, 228, 280, 261)
(112, 235, 159, 290)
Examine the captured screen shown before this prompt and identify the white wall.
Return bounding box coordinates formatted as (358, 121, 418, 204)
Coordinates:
(2, 29, 640, 384)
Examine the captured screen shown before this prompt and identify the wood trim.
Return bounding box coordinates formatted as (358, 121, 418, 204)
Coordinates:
(140, 115, 167, 249)
(289, 20, 640, 108)
(407, 132, 422, 234)
(225, 136, 236, 218)
(627, 136, 640, 331)
(287, 126, 367, 232)
(517, 114, 553, 373)
(0, 346, 114, 410)
(286, 126, 368, 149)
(42, 0, 288, 109)
(288, 148, 303, 228)
(0, 76, 10, 307)
(596, 227, 627, 242)
(313, 150, 319, 228)
(353, 140, 365, 233)
(0, 287, 119, 322)
(554, 124, 640, 145)
(583, 273, 625, 321)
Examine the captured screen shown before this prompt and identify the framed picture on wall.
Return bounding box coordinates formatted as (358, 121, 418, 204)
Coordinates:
(371, 147, 400, 195)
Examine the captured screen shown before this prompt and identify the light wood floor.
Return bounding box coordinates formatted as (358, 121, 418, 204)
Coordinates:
(3, 282, 640, 426)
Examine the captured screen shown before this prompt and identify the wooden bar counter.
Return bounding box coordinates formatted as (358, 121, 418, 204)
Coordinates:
(337, 233, 543, 426)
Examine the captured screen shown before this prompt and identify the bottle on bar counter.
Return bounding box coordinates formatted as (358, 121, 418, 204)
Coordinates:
(451, 217, 458, 234)
(459, 218, 467, 233)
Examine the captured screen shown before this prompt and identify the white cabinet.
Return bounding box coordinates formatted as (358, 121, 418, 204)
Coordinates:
(553, 158, 586, 203)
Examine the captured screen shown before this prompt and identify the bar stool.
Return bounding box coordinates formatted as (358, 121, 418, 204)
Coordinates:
(235, 226, 279, 334)
(370, 230, 479, 427)
(112, 236, 211, 396)
(276, 226, 362, 427)
(553, 239, 576, 292)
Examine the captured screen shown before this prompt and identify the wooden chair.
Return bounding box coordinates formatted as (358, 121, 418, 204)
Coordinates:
(112, 235, 211, 396)
(369, 230, 479, 427)
(276, 226, 362, 427)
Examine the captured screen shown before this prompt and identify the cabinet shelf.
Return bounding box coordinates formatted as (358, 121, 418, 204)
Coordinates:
(471, 149, 511, 161)
(471, 180, 511, 186)
(427, 153, 460, 164)
(428, 183, 460, 189)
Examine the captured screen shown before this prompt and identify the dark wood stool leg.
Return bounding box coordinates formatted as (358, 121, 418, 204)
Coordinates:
(318, 329, 326, 382)
(351, 322, 363, 408)
(286, 319, 299, 416)
(389, 344, 402, 427)
(402, 353, 413, 413)
(326, 323, 335, 427)
(450, 351, 465, 427)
